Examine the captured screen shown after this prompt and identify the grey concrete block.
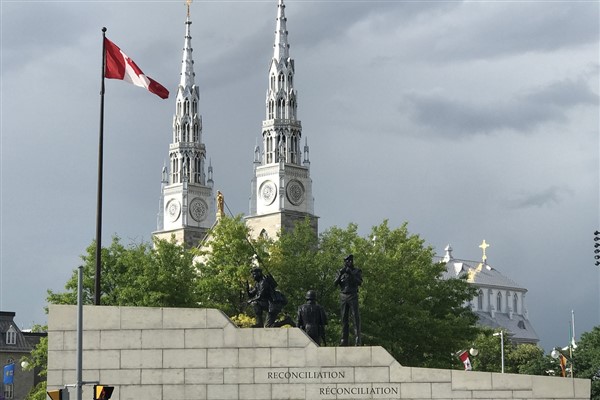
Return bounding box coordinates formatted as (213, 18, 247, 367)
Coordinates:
(253, 328, 289, 348)
(238, 383, 272, 399)
(271, 348, 307, 367)
(185, 368, 224, 384)
(121, 349, 162, 369)
(142, 368, 185, 385)
(119, 384, 160, 400)
(492, 372, 531, 390)
(224, 368, 254, 384)
(472, 389, 513, 398)
(121, 307, 162, 329)
(48, 305, 77, 331)
(371, 346, 396, 366)
(163, 383, 207, 400)
(83, 349, 121, 370)
(389, 362, 412, 382)
(100, 369, 142, 385)
(83, 306, 122, 330)
(270, 383, 306, 399)
(142, 328, 185, 349)
(223, 324, 254, 348)
(451, 370, 492, 391)
(206, 309, 233, 329)
(63, 330, 100, 350)
(354, 366, 389, 383)
(531, 375, 574, 398)
(431, 382, 471, 399)
(163, 307, 206, 329)
(304, 346, 336, 367)
(335, 347, 372, 366)
(413, 367, 451, 383)
(207, 383, 239, 399)
(207, 348, 239, 368)
(164, 349, 207, 368)
(100, 330, 142, 350)
(287, 329, 313, 348)
(402, 382, 432, 398)
(239, 348, 271, 368)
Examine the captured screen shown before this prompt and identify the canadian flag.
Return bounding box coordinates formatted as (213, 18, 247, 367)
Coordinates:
(458, 351, 472, 371)
(104, 37, 169, 99)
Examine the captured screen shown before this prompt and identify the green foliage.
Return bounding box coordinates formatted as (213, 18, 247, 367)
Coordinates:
(360, 221, 479, 368)
(47, 236, 199, 307)
(194, 215, 266, 316)
(573, 326, 600, 399)
(470, 329, 552, 375)
(21, 325, 48, 400)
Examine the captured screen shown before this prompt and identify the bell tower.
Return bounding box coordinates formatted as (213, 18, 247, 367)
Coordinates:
(246, 0, 317, 239)
(154, 5, 215, 247)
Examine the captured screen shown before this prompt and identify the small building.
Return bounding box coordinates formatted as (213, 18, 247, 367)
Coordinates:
(1, 311, 46, 400)
(439, 244, 539, 345)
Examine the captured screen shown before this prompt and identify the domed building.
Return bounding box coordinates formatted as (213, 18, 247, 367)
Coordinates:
(439, 243, 539, 345)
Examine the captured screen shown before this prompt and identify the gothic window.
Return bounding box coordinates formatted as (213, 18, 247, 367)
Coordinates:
(6, 326, 16, 345)
(513, 293, 518, 314)
(278, 73, 284, 89)
(172, 157, 179, 183)
(288, 73, 293, 88)
(290, 134, 298, 164)
(477, 290, 483, 310)
(177, 101, 181, 115)
(184, 99, 190, 114)
(270, 74, 276, 89)
(183, 123, 189, 142)
(268, 100, 274, 119)
(278, 98, 285, 119)
(259, 229, 269, 239)
(193, 123, 198, 142)
(497, 292, 502, 312)
(192, 100, 197, 114)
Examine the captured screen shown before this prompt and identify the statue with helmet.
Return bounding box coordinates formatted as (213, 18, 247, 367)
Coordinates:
(334, 254, 362, 346)
(297, 290, 328, 346)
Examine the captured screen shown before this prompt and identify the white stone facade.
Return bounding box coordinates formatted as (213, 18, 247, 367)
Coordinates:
(47, 305, 589, 400)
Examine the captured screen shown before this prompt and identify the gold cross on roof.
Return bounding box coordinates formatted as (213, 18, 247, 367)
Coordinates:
(186, 0, 192, 17)
(479, 240, 490, 263)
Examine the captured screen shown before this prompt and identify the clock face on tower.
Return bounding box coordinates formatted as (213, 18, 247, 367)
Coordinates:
(260, 180, 277, 205)
(286, 179, 305, 205)
(166, 199, 181, 222)
(189, 198, 208, 222)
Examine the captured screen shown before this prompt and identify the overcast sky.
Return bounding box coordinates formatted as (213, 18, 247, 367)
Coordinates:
(1, 0, 598, 352)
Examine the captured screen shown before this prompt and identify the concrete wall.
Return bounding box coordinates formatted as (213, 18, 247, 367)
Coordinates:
(47, 305, 590, 400)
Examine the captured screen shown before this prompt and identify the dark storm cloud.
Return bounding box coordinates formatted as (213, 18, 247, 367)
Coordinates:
(506, 186, 573, 210)
(405, 78, 598, 137)
(380, 1, 599, 64)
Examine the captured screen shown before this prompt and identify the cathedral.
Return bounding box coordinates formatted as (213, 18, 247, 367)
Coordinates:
(153, 0, 317, 246)
(151, 0, 538, 344)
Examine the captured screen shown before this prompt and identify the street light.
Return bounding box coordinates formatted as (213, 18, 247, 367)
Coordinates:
(493, 331, 505, 373)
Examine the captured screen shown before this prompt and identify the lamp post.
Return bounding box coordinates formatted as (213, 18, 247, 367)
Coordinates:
(493, 330, 505, 373)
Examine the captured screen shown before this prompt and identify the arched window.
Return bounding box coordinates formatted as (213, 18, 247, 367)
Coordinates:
(513, 293, 518, 314)
(477, 290, 483, 310)
(497, 292, 502, 312)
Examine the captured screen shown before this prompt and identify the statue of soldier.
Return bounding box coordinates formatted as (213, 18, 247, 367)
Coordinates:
(297, 290, 328, 346)
(246, 267, 288, 327)
(334, 254, 362, 346)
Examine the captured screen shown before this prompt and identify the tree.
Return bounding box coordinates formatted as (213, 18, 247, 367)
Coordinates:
(269, 220, 480, 367)
(47, 235, 200, 307)
(194, 215, 267, 316)
(573, 326, 600, 399)
(470, 329, 552, 375)
(21, 325, 48, 400)
(359, 221, 479, 368)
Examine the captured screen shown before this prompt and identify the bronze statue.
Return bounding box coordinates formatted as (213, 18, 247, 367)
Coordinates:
(297, 290, 328, 346)
(246, 267, 289, 327)
(334, 254, 362, 346)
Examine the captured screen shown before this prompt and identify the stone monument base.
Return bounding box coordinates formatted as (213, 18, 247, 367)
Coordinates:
(47, 305, 590, 399)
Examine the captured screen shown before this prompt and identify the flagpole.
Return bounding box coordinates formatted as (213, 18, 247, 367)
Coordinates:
(95, 27, 107, 306)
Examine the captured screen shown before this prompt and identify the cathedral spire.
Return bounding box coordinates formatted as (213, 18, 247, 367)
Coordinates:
(246, 0, 317, 239)
(273, 0, 290, 62)
(154, 2, 215, 248)
(180, 14, 195, 88)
